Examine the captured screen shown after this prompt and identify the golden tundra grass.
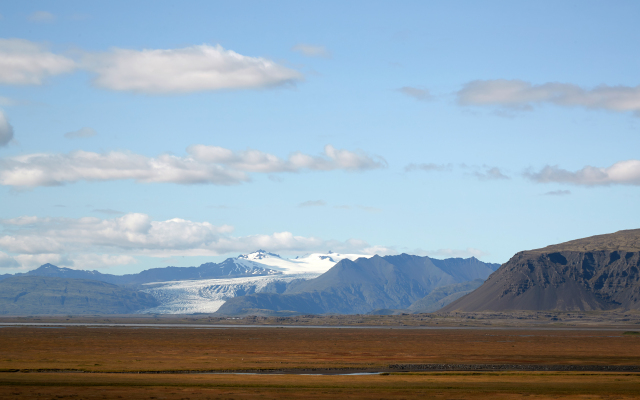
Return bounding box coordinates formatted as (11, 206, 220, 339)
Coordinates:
(1, 327, 639, 398)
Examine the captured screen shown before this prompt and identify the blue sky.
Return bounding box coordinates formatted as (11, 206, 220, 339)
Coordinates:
(1, 1, 639, 274)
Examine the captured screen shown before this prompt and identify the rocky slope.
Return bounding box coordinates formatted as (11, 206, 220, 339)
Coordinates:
(442, 229, 640, 312)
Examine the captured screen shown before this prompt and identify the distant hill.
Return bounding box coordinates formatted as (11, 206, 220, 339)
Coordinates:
(442, 229, 640, 312)
(216, 254, 499, 316)
(0, 259, 281, 286)
(0, 276, 159, 315)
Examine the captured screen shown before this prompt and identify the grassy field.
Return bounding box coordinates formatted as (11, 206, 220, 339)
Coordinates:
(1, 326, 639, 398)
(1, 372, 640, 399)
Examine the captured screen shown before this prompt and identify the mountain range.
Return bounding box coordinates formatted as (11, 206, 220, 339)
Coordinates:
(7, 229, 638, 316)
(0, 251, 498, 315)
(215, 254, 500, 316)
(0, 250, 372, 286)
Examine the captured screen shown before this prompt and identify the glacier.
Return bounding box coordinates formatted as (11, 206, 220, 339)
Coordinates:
(137, 250, 372, 314)
(139, 273, 320, 314)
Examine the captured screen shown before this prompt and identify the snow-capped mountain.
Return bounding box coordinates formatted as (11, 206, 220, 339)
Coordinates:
(235, 250, 372, 274)
(137, 250, 373, 313)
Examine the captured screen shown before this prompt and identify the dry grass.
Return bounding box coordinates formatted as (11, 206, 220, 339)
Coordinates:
(1, 327, 640, 398)
(1, 327, 640, 372)
(1, 372, 640, 399)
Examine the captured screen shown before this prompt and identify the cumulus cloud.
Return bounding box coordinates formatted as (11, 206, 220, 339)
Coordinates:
(187, 144, 386, 173)
(0, 39, 76, 85)
(0, 150, 248, 187)
(405, 163, 453, 172)
(0, 213, 391, 269)
(458, 79, 640, 115)
(525, 160, 640, 186)
(397, 86, 431, 101)
(64, 127, 97, 139)
(13, 254, 72, 270)
(0, 111, 14, 146)
(0, 145, 384, 188)
(28, 11, 56, 22)
(291, 44, 331, 58)
(299, 200, 326, 207)
(84, 44, 303, 94)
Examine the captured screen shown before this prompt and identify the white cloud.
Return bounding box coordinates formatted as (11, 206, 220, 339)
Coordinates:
(0, 145, 384, 187)
(188, 144, 386, 173)
(0, 251, 19, 268)
(28, 11, 56, 22)
(397, 86, 431, 101)
(0, 150, 249, 187)
(291, 44, 331, 58)
(0, 39, 76, 85)
(458, 79, 640, 115)
(0, 110, 14, 146)
(0, 213, 392, 270)
(84, 44, 303, 94)
(526, 160, 640, 186)
(64, 127, 97, 139)
(13, 254, 71, 269)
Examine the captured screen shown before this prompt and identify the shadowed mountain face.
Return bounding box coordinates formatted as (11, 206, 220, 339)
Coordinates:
(0, 276, 160, 315)
(442, 229, 640, 312)
(408, 279, 484, 313)
(216, 254, 499, 316)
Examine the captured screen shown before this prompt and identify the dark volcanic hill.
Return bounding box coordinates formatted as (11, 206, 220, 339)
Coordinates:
(216, 254, 499, 316)
(442, 229, 640, 312)
(0, 276, 159, 315)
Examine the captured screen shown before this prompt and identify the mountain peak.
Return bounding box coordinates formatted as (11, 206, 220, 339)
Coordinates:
(36, 263, 63, 270)
(238, 250, 283, 260)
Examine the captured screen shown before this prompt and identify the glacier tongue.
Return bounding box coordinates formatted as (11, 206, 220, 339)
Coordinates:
(139, 273, 319, 314)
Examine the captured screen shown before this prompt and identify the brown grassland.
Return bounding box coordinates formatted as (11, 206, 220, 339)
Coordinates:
(1, 325, 640, 398)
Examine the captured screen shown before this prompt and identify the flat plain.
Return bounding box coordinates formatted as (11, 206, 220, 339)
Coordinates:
(1, 322, 640, 399)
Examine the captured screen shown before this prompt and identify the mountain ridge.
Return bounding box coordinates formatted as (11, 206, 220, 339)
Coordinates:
(216, 254, 500, 316)
(442, 229, 640, 312)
